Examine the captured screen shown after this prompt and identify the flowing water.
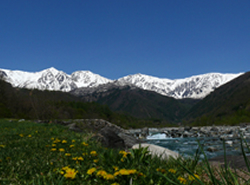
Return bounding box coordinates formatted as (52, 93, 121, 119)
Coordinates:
(146, 133, 250, 159)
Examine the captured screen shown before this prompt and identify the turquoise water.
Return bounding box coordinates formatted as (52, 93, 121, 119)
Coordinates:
(146, 133, 248, 159)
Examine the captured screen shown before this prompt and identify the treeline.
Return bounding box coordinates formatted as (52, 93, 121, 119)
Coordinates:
(0, 78, 172, 128)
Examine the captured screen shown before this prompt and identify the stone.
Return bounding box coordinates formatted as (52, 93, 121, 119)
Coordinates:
(118, 132, 141, 148)
(207, 147, 218, 152)
(93, 126, 125, 149)
(132, 143, 180, 160)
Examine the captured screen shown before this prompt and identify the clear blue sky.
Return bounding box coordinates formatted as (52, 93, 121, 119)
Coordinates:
(1, 0, 249, 79)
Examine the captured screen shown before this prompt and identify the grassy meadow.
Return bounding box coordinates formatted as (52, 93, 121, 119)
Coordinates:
(0, 119, 250, 184)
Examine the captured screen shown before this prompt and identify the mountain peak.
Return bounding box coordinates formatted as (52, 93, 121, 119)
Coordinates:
(0, 67, 244, 99)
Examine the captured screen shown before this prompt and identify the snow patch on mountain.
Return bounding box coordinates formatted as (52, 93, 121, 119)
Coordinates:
(0, 67, 243, 99)
(0, 67, 112, 92)
(117, 73, 243, 99)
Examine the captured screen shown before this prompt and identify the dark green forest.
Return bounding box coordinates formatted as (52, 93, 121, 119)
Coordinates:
(1, 71, 250, 127)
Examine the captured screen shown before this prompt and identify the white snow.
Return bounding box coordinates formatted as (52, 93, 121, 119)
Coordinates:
(0, 67, 243, 99)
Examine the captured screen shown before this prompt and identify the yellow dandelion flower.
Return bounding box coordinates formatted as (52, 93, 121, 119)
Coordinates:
(51, 137, 54, 140)
(72, 157, 78, 161)
(121, 158, 125, 162)
(70, 145, 74, 148)
(127, 169, 137, 174)
(178, 176, 187, 184)
(82, 152, 87, 156)
(78, 156, 84, 161)
(90, 151, 97, 156)
(188, 174, 200, 181)
(168, 168, 176, 174)
(65, 153, 71, 156)
(51, 148, 57, 151)
(62, 140, 67, 143)
(52, 144, 56, 147)
(72, 139, 75, 142)
(93, 159, 98, 163)
(97, 170, 107, 177)
(138, 172, 146, 177)
(0, 145, 5, 148)
(64, 168, 78, 179)
(59, 148, 65, 152)
(28, 134, 32, 137)
(82, 142, 89, 146)
(118, 169, 130, 175)
(62, 166, 69, 171)
(114, 171, 120, 176)
(60, 171, 64, 175)
(87, 167, 96, 175)
(111, 183, 120, 185)
(103, 173, 115, 180)
(19, 134, 24, 137)
(113, 166, 119, 171)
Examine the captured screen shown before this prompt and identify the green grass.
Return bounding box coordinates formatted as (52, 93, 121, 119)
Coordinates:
(0, 119, 250, 184)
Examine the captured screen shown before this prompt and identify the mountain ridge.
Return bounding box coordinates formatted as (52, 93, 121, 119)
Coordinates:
(0, 67, 243, 99)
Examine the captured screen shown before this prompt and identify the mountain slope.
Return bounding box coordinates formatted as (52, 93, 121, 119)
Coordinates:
(72, 84, 198, 122)
(118, 73, 243, 99)
(185, 71, 250, 125)
(0, 67, 111, 92)
(0, 67, 243, 99)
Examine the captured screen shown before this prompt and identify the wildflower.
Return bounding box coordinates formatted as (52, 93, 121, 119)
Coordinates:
(70, 145, 74, 148)
(97, 170, 107, 177)
(114, 171, 120, 176)
(188, 174, 200, 181)
(0, 145, 5, 148)
(119, 150, 128, 158)
(103, 173, 115, 180)
(52, 144, 56, 147)
(82, 142, 89, 146)
(19, 134, 24, 137)
(60, 171, 64, 175)
(78, 157, 84, 161)
(50, 162, 53, 165)
(127, 169, 137, 174)
(121, 158, 124, 162)
(87, 167, 96, 175)
(178, 176, 187, 184)
(168, 168, 176, 174)
(111, 183, 120, 185)
(59, 148, 65, 152)
(51, 137, 54, 140)
(51, 148, 57, 151)
(64, 168, 78, 179)
(62, 140, 67, 143)
(28, 134, 32, 137)
(156, 168, 166, 173)
(82, 152, 87, 156)
(118, 169, 130, 175)
(62, 166, 69, 171)
(72, 157, 78, 161)
(93, 159, 98, 163)
(65, 153, 71, 156)
(72, 139, 75, 142)
(138, 172, 146, 177)
(113, 166, 119, 171)
(90, 151, 97, 156)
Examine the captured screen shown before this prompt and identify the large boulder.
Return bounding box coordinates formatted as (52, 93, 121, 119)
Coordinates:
(132, 143, 180, 160)
(93, 126, 125, 149)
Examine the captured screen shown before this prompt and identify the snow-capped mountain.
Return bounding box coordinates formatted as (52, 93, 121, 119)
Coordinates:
(0, 67, 243, 99)
(117, 73, 243, 99)
(0, 67, 112, 92)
